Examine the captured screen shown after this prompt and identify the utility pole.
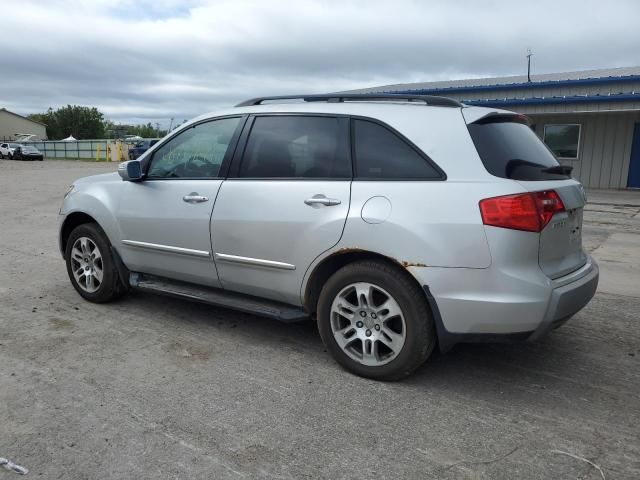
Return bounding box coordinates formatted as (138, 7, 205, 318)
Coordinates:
(168, 117, 174, 132)
(526, 48, 533, 82)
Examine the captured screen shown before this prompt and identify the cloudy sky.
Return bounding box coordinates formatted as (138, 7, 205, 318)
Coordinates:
(2, 0, 639, 128)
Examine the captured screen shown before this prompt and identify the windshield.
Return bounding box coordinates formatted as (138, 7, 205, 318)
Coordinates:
(22, 146, 39, 153)
(468, 117, 571, 181)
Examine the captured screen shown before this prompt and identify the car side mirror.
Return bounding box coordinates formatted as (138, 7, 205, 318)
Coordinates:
(118, 160, 143, 181)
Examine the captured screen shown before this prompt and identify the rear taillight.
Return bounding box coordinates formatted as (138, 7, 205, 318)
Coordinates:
(479, 190, 565, 232)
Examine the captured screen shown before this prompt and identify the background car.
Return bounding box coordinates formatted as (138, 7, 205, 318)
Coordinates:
(13, 145, 44, 161)
(128, 139, 159, 159)
(0, 143, 19, 159)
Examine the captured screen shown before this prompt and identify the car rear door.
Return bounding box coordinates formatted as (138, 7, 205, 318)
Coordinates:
(117, 116, 244, 287)
(210, 114, 352, 305)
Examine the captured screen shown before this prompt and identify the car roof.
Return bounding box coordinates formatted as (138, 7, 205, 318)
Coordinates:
(186, 100, 515, 130)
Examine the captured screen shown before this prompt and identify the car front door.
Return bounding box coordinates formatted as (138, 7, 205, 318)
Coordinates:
(117, 116, 244, 287)
(211, 114, 352, 305)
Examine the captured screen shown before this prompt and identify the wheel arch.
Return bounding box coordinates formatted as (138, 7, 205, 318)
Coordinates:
(60, 212, 101, 258)
(303, 248, 430, 315)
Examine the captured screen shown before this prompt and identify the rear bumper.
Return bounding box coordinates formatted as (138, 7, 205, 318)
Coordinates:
(410, 256, 599, 352)
(528, 259, 599, 341)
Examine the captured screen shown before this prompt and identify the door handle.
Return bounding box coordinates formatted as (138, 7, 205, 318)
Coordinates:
(183, 192, 209, 204)
(304, 194, 342, 207)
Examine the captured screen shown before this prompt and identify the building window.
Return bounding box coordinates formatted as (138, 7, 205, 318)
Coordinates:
(543, 124, 581, 159)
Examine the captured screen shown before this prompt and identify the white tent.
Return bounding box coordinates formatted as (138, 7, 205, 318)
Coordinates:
(62, 135, 77, 142)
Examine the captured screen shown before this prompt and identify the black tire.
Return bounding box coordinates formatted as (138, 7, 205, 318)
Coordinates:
(65, 223, 128, 303)
(317, 260, 436, 381)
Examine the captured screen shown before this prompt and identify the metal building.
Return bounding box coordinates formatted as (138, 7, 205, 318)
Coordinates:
(349, 66, 640, 189)
(0, 108, 47, 141)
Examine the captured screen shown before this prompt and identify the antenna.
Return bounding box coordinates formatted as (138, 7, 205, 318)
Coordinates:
(526, 48, 533, 82)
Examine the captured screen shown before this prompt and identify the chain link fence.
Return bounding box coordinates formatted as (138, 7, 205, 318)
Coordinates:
(1, 139, 160, 161)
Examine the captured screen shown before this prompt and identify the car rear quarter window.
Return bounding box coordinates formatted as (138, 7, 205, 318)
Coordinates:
(238, 116, 351, 179)
(468, 117, 571, 181)
(353, 119, 443, 179)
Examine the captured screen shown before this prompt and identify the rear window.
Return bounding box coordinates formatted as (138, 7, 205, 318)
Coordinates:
(468, 117, 571, 181)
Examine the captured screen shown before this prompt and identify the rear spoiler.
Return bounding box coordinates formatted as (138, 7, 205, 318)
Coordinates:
(462, 109, 531, 126)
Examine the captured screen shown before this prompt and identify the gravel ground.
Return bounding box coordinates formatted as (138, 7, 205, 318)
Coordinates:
(1, 160, 639, 479)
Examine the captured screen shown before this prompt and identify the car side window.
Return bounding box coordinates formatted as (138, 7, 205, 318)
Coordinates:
(238, 116, 350, 178)
(147, 117, 241, 179)
(353, 119, 442, 179)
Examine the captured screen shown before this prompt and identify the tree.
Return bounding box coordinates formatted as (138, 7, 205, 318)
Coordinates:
(26, 111, 50, 129)
(29, 107, 168, 140)
(104, 122, 166, 139)
(27, 109, 55, 138)
(28, 105, 105, 140)
(128, 122, 159, 138)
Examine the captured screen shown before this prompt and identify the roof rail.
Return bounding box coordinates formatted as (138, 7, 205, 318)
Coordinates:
(235, 93, 462, 108)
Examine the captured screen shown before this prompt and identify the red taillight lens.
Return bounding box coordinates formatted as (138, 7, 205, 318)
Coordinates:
(535, 190, 566, 227)
(479, 190, 565, 232)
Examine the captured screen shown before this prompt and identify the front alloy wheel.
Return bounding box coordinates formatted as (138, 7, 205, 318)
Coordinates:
(65, 223, 127, 303)
(69, 236, 104, 293)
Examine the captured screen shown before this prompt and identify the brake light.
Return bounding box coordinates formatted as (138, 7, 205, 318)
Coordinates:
(479, 190, 565, 232)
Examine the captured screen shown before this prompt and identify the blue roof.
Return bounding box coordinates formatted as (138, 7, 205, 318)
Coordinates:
(388, 75, 640, 96)
(345, 66, 640, 108)
(458, 92, 640, 107)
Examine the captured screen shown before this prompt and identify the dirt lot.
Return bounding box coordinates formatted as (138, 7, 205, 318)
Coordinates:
(1, 160, 639, 479)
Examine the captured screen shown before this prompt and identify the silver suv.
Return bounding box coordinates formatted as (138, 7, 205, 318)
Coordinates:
(59, 94, 599, 380)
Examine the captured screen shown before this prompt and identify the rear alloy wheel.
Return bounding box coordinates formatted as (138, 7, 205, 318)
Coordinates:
(330, 282, 406, 367)
(65, 223, 127, 303)
(317, 260, 436, 380)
